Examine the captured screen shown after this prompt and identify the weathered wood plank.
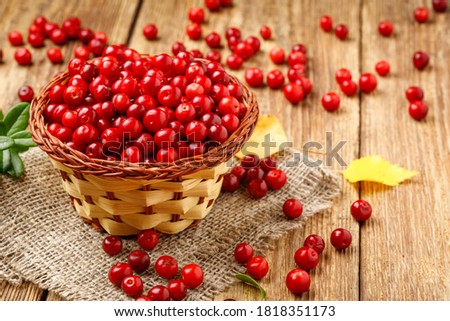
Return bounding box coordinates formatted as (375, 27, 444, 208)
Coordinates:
(0, 281, 44, 301)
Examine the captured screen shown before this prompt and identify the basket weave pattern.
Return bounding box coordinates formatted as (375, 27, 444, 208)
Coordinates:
(30, 60, 258, 235)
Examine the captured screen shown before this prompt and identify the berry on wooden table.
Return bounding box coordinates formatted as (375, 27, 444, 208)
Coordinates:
(335, 24, 348, 40)
(186, 22, 202, 40)
(286, 269, 310, 295)
(14, 48, 32, 65)
(414, 7, 429, 23)
(283, 198, 303, 219)
(47, 48, 63, 64)
(409, 101, 428, 121)
(405, 86, 424, 102)
(335, 68, 352, 84)
(102, 236, 123, 255)
(269, 47, 285, 64)
(303, 234, 325, 255)
(321, 92, 340, 112)
(413, 51, 429, 70)
(8, 31, 23, 46)
(244, 67, 264, 87)
(234, 242, 254, 264)
(283, 83, 304, 104)
(294, 246, 320, 270)
(260, 25, 271, 39)
(375, 60, 390, 76)
(350, 199, 373, 221)
(432, 0, 448, 12)
(246, 256, 269, 280)
(330, 228, 352, 250)
(266, 69, 285, 89)
(17, 85, 34, 102)
(320, 15, 333, 32)
(340, 80, 358, 96)
(378, 21, 394, 37)
(143, 23, 158, 40)
(359, 73, 377, 93)
(205, 0, 221, 11)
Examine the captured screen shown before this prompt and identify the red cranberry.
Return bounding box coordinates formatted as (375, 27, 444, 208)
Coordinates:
(283, 198, 303, 219)
(246, 256, 269, 280)
(405, 86, 424, 102)
(205, 32, 221, 48)
(222, 173, 240, 193)
(167, 280, 187, 301)
(226, 54, 243, 70)
(205, 0, 221, 11)
(320, 15, 333, 32)
(155, 255, 178, 279)
(286, 269, 310, 295)
(135, 296, 150, 301)
(432, 0, 448, 12)
(414, 7, 429, 23)
(226, 27, 241, 40)
(148, 285, 170, 301)
(330, 228, 352, 250)
(102, 236, 122, 255)
(413, 51, 429, 70)
(218, 96, 239, 115)
(246, 167, 265, 183)
(304, 234, 325, 255)
(260, 156, 277, 172)
(378, 21, 394, 37)
(335, 68, 352, 84)
(321, 92, 340, 112)
(74, 45, 90, 60)
(181, 264, 204, 289)
(241, 153, 260, 169)
(221, 113, 239, 133)
(287, 52, 306, 68)
(188, 7, 205, 23)
(350, 199, 372, 221)
(17, 85, 34, 102)
(47, 48, 63, 64)
(122, 275, 143, 297)
(186, 120, 208, 141)
(234, 42, 254, 60)
(8, 31, 23, 46)
(340, 80, 358, 96)
(143, 23, 158, 40)
(32, 15, 46, 29)
(230, 166, 246, 182)
(265, 169, 287, 190)
(122, 146, 143, 163)
(259, 25, 271, 39)
(156, 147, 179, 163)
(88, 38, 106, 57)
(409, 101, 428, 121)
(269, 47, 285, 65)
(72, 124, 98, 149)
(244, 68, 263, 87)
(248, 178, 268, 198)
(127, 250, 150, 273)
(14, 48, 32, 65)
(359, 73, 377, 93)
(61, 17, 81, 39)
(294, 246, 320, 270)
(375, 60, 390, 76)
(220, 0, 233, 7)
(208, 124, 228, 142)
(109, 263, 133, 287)
(234, 242, 254, 264)
(283, 83, 304, 104)
(206, 50, 221, 62)
(78, 28, 94, 44)
(335, 24, 348, 40)
(292, 43, 307, 54)
(186, 22, 202, 40)
(245, 36, 261, 53)
(50, 29, 67, 45)
(266, 69, 285, 89)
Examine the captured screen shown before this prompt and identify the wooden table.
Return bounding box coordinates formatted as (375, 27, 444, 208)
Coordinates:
(1, 0, 449, 301)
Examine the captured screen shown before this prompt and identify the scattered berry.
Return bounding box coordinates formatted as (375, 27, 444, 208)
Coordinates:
(8, 31, 24, 46)
(330, 228, 352, 250)
(359, 73, 377, 93)
(350, 199, 373, 221)
(222, 173, 240, 192)
(413, 51, 429, 70)
(378, 21, 394, 37)
(409, 101, 428, 121)
(102, 236, 123, 255)
(260, 25, 272, 39)
(167, 280, 187, 301)
(143, 23, 158, 40)
(122, 275, 144, 297)
(186, 22, 202, 40)
(321, 92, 340, 112)
(266, 69, 285, 89)
(335, 68, 352, 84)
(155, 255, 178, 279)
(234, 242, 254, 264)
(414, 7, 429, 23)
(269, 47, 285, 65)
(127, 249, 150, 273)
(205, 0, 221, 11)
(108, 262, 133, 287)
(283, 198, 303, 219)
(294, 246, 320, 270)
(340, 80, 358, 96)
(283, 83, 304, 104)
(405, 86, 424, 102)
(265, 169, 287, 190)
(244, 67, 264, 87)
(188, 7, 205, 23)
(286, 269, 310, 295)
(246, 256, 269, 280)
(335, 24, 348, 40)
(375, 60, 390, 76)
(17, 85, 34, 102)
(147, 285, 170, 301)
(320, 16, 333, 32)
(303, 234, 325, 255)
(47, 48, 63, 64)
(14, 48, 32, 65)
(181, 263, 204, 289)
(432, 0, 448, 12)
(248, 178, 268, 198)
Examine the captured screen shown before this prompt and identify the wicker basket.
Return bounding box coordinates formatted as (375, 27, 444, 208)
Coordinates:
(29, 59, 258, 236)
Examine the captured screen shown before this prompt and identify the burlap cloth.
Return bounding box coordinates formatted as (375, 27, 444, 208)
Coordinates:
(0, 147, 340, 300)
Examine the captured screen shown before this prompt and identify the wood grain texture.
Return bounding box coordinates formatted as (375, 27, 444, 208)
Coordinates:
(0, 281, 43, 301)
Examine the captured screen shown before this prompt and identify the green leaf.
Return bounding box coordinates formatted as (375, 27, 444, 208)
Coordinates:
(13, 138, 36, 148)
(0, 121, 6, 136)
(1, 150, 11, 173)
(4, 103, 30, 136)
(10, 130, 32, 139)
(12, 145, 31, 153)
(0, 110, 4, 120)
(8, 150, 24, 178)
(235, 274, 267, 300)
(0, 136, 14, 150)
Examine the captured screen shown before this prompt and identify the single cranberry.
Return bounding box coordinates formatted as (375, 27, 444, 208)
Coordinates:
(102, 236, 122, 255)
(218, 96, 239, 116)
(74, 45, 90, 60)
(206, 50, 221, 62)
(208, 124, 228, 142)
(14, 48, 32, 65)
(122, 146, 142, 163)
(234, 242, 254, 264)
(50, 29, 67, 45)
(245, 67, 264, 87)
(143, 23, 158, 40)
(76, 106, 98, 126)
(168, 280, 187, 301)
(27, 32, 44, 48)
(185, 120, 208, 141)
(230, 166, 246, 182)
(85, 141, 105, 159)
(226, 54, 243, 70)
(245, 36, 261, 53)
(266, 69, 285, 89)
(156, 147, 179, 163)
(205, 0, 221, 11)
(72, 124, 98, 149)
(221, 113, 240, 133)
(321, 92, 340, 112)
(378, 21, 394, 37)
(265, 169, 287, 190)
(61, 17, 81, 39)
(186, 22, 202, 40)
(122, 275, 144, 298)
(78, 28, 94, 44)
(414, 7, 429, 23)
(258, 157, 276, 173)
(359, 73, 377, 93)
(409, 101, 428, 121)
(241, 154, 260, 169)
(248, 178, 268, 199)
(269, 47, 285, 64)
(351, 199, 373, 221)
(335, 24, 349, 40)
(234, 42, 254, 60)
(155, 255, 178, 279)
(294, 246, 320, 270)
(260, 25, 271, 39)
(287, 52, 306, 67)
(220, 0, 233, 7)
(147, 285, 170, 301)
(340, 80, 358, 96)
(188, 141, 205, 156)
(43, 22, 58, 37)
(47, 48, 63, 64)
(246, 167, 265, 183)
(335, 68, 352, 84)
(108, 263, 133, 287)
(171, 41, 186, 56)
(432, 0, 448, 12)
(246, 256, 269, 280)
(413, 51, 429, 70)
(287, 66, 307, 82)
(292, 43, 307, 54)
(88, 38, 106, 57)
(94, 31, 107, 43)
(320, 15, 333, 32)
(128, 250, 150, 273)
(205, 32, 221, 48)
(283, 83, 304, 104)
(120, 117, 143, 139)
(330, 228, 352, 250)
(188, 7, 205, 23)
(34, 16, 47, 28)
(181, 263, 204, 289)
(8, 31, 23, 46)
(61, 110, 78, 129)
(226, 27, 241, 40)
(303, 234, 325, 255)
(405, 86, 424, 102)
(158, 85, 182, 107)
(17, 85, 34, 102)
(283, 198, 303, 219)
(286, 269, 310, 295)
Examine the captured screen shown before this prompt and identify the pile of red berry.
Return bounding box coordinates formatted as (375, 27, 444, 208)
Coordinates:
(42, 48, 248, 163)
(104, 229, 204, 300)
(222, 154, 287, 198)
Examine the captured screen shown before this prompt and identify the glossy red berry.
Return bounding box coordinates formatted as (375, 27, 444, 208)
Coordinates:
(156, 148, 179, 163)
(266, 69, 285, 89)
(241, 154, 260, 169)
(50, 29, 67, 45)
(143, 23, 158, 40)
(265, 169, 287, 190)
(286, 269, 310, 295)
(260, 25, 271, 39)
(413, 51, 429, 70)
(269, 47, 285, 65)
(283, 198, 303, 219)
(188, 7, 205, 23)
(234, 42, 254, 60)
(17, 85, 34, 102)
(350, 199, 373, 221)
(283, 83, 304, 104)
(234, 242, 254, 264)
(244, 68, 264, 87)
(378, 21, 394, 37)
(205, 0, 221, 11)
(246, 167, 265, 183)
(108, 262, 133, 287)
(432, 0, 448, 12)
(375, 60, 390, 76)
(230, 166, 246, 182)
(405, 86, 424, 102)
(320, 15, 333, 32)
(14, 48, 32, 65)
(414, 7, 429, 23)
(155, 255, 178, 279)
(102, 236, 123, 255)
(245, 36, 261, 53)
(260, 156, 277, 172)
(221, 113, 240, 133)
(168, 280, 187, 301)
(294, 246, 320, 270)
(248, 178, 268, 199)
(122, 275, 144, 297)
(8, 31, 23, 46)
(321, 92, 340, 112)
(135, 296, 151, 301)
(186, 22, 202, 40)
(246, 256, 269, 280)
(137, 229, 158, 250)
(72, 124, 98, 149)
(335, 68, 352, 84)
(181, 263, 204, 289)
(409, 101, 428, 121)
(335, 24, 348, 40)
(143, 108, 169, 133)
(340, 80, 358, 96)
(127, 250, 150, 273)
(222, 173, 240, 192)
(226, 54, 243, 70)
(205, 32, 221, 48)
(185, 120, 208, 141)
(47, 48, 63, 64)
(359, 73, 377, 93)
(147, 285, 170, 301)
(303, 234, 325, 255)
(330, 228, 352, 250)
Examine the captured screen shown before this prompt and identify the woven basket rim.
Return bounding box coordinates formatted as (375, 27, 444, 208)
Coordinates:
(29, 57, 259, 180)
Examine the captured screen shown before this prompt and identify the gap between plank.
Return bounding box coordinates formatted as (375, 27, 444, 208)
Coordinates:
(125, 0, 144, 46)
(357, 0, 363, 302)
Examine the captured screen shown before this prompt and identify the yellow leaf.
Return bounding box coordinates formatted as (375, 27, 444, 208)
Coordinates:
(236, 114, 288, 159)
(343, 155, 418, 186)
